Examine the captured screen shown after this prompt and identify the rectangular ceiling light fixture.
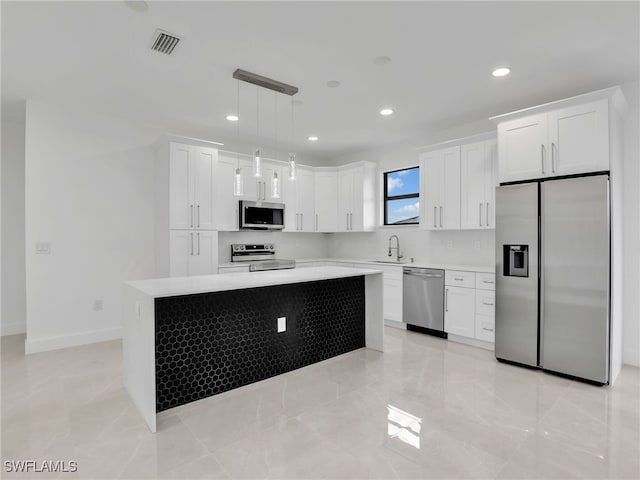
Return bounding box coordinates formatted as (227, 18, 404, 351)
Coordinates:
(233, 69, 298, 96)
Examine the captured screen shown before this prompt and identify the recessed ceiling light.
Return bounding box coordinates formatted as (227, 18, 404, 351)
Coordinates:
(492, 67, 511, 77)
(226, 114, 239, 122)
(380, 108, 394, 116)
(326, 80, 341, 88)
(374, 56, 391, 66)
(308, 135, 319, 141)
(124, 1, 149, 12)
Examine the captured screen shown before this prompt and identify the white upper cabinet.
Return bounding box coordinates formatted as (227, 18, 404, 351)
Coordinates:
(314, 169, 339, 232)
(284, 166, 315, 232)
(493, 88, 625, 183)
(239, 159, 283, 203)
(461, 139, 497, 229)
(168, 142, 218, 230)
(547, 100, 609, 176)
(337, 162, 376, 232)
(420, 146, 460, 230)
(497, 114, 548, 183)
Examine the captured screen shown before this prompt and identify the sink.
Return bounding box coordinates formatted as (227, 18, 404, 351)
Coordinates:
(370, 260, 408, 264)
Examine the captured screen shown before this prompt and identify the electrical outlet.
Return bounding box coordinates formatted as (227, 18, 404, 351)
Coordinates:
(473, 240, 481, 251)
(277, 316, 286, 333)
(446, 240, 454, 250)
(93, 299, 103, 311)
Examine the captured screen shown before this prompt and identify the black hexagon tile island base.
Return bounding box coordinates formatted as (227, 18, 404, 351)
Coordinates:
(154, 276, 366, 412)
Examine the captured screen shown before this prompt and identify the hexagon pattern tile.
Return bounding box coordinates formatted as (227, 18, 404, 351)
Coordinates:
(155, 277, 366, 412)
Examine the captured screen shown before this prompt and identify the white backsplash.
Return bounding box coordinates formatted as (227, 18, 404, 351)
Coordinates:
(219, 228, 495, 267)
(218, 231, 332, 263)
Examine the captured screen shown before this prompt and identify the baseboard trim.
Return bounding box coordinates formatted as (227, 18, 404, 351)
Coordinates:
(384, 319, 406, 330)
(623, 348, 640, 367)
(1, 322, 27, 336)
(25, 327, 122, 354)
(448, 333, 495, 352)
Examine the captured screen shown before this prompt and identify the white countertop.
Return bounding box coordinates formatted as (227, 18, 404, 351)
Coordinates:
(126, 266, 382, 298)
(219, 258, 494, 273)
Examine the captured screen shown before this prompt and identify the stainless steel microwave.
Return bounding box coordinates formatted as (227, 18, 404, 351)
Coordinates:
(239, 201, 285, 230)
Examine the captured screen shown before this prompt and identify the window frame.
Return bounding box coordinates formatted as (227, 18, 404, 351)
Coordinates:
(383, 166, 420, 226)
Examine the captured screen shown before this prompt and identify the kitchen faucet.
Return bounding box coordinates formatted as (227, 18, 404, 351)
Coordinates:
(388, 235, 403, 262)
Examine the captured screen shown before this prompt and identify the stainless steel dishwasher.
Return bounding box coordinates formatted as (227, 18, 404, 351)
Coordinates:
(403, 267, 446, 338)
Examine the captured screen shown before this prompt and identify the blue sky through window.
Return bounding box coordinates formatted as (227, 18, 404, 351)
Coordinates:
(387, 198, 420, 224)
(387, 167, 419, 196)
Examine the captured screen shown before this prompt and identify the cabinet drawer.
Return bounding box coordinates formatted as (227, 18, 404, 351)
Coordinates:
(475, 315, 495, 343)
(445, 270, 475, 288)
(475, 273, 495, 290)
(475, 290, 495, 316)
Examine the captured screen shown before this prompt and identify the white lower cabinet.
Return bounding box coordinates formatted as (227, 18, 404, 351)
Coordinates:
(383, 272, 403, 323)
(169, 230, 218, 277)
(444, 285, 476, 337)
(445, 270, 496, 345)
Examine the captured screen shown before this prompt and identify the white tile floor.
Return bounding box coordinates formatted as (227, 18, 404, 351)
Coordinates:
(2, 327, 639, 479)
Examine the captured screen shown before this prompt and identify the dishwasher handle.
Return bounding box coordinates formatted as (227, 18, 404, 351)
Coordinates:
(404, 272, 443, 278)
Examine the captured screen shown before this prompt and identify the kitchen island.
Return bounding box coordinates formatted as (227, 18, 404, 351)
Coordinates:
(123, 266, 383, 432)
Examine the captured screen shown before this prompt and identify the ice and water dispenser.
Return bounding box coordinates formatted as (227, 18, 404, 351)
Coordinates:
(503, 245, 529, 277)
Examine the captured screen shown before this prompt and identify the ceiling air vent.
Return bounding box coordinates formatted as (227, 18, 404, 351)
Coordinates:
(150, 29, 181, 55)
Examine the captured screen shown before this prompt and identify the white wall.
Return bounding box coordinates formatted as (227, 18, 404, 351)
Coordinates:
(327, 120, 497, 267)
(1, 120, 26, 335)
(24, 102, 158, 353)
(21, 101, 329, 353)
(622, 82, 640, 367)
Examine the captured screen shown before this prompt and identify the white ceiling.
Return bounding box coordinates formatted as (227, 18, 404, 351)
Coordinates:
(2, 1, 638, 158)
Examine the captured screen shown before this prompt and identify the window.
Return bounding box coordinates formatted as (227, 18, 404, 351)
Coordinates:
(383, 167, 419, 225)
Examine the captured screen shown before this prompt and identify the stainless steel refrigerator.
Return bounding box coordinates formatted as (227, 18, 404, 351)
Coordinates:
(495, 174, 610, 384)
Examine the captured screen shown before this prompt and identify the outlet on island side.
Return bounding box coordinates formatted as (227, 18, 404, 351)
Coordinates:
(277, 316, 286, 333)
(446, 240, 454, 250)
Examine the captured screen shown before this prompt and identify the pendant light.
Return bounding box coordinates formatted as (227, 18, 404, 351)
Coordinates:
(233, 78, 243, 196)
(254, 86, 262, 177)
(289, 97, 297, 180)
(271, 91, 281, 199)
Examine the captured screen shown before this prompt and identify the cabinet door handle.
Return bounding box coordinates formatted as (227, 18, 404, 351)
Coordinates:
(454, 277, 464, 281)
(482, 301, 494, 306)
(433, 206, 437, 228)
(479, 203, 482, 227)
(482, 327, 494, 332)
(551, 142, 556, 173)
(301, 213, 304, 230)
(346, 213, 349, 230)
(541, 144, 545, 174)
(190, 204, 194, 228)
(445, 288, 449, 312)
(482, 279, 494, 284)
(190, 232, 194, 256)
(440, 206, 443, 228)
(197, 232, 201, 255)
(264, 181, 267, 200)
(197, 204, 201, 228)
(350, 213, 353, 230)
(486, 202, 490, 227)
(315, 213, 318, 232)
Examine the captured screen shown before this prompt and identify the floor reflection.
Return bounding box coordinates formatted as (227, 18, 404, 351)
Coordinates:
(387, 404, 422, 449)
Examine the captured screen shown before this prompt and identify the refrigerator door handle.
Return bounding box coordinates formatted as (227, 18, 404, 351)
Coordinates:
(445, 288, 449, 312)
(486, 202, 490, 227)
(551, 142, 556, 173)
